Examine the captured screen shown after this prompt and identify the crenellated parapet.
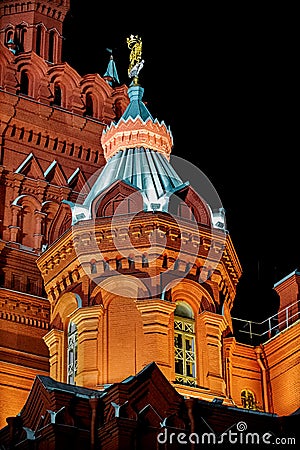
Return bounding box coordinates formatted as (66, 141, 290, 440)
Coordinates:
(102, 117, 173, 161)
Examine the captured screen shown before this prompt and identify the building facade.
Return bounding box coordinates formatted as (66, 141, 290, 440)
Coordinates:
(0, 1, 299, 448)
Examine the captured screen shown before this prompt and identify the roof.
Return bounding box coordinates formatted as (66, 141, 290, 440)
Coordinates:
(37, 375, 103, 398)
(120, 84, 153, 122)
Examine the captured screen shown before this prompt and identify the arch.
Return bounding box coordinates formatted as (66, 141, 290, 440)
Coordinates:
(47, 202, 72, 245)
(52, 82, 62, 106)
(199, 295, 216, 314)
(175, 301, 194, 319)
(48, 63, 82, 110)
(51, 292, 82, 326)
(81, 73, 112, 120)
(15, 53, 48, 98)
(41, 200, 60, 247)
(35, 23, 46, 57)
(5, 27, 14, 45)
(169, 185, 211, 226)
(91, 275, 150, 307)
(241, 389, 256, 410)
(48, 29, 58, 63)
(12, 194, 41, 210)
(18, 25, 27, 52)
(84, 91, 94, 117)
(11, 195, 42, 248)
(92, 180, 143, 219)
(174, 300, 196, 386)
(19, 70, 29, 95)
(163, 278, 215, 317)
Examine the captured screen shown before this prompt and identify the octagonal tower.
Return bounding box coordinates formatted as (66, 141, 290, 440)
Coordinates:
(38, 37, 242, 403)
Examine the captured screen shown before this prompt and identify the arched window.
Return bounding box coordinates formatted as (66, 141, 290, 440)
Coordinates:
(53, 84, 62, 106)
(48, 30, 56, 63)
(174, 301, 196, 386)
(85, 92, 93, 117)
(6, 30, 14, 44)
(19, 71, 29, 95)
(67, 321, 78, 385)
(241, 389, 256, 410)
(19, 27, 26, 52)
(36, 25, 42, 56)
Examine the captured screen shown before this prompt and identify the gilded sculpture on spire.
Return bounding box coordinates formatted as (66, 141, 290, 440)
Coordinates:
(126, 34, 144, 85)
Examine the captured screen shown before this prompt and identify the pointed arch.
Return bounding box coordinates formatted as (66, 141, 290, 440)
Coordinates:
(169, 185, 211, 226)
(48, 202, 72, 245)
(91, 180, 143, 218)
(41, 200, 60, 247)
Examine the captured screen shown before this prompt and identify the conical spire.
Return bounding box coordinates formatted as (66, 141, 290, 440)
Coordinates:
(64, 35, 187, 224)
(103, 51, 120, 86)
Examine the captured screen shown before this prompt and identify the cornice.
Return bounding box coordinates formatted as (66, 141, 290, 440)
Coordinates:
(0, 288, 50, 329)
(37, 213, 241, 306)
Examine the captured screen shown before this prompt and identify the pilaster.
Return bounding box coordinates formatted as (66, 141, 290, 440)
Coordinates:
(43, 328, 64, 382)
(197, 311, 228, 395)
(135, 299, 176, 379)
(69, 306, 104, 388)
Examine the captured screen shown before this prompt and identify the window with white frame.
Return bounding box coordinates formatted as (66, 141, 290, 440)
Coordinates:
(67, 321, 78, 385)
(241, 389, 256, 410)
(174, 302, 196, 386)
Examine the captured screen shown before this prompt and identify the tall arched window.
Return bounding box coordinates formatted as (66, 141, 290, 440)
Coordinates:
(53, 84, 62, 106)
(36, 25, 42, 56)
(19, 71, 29, 95)
(241, 389, 256, 410)
(19, 27, 26, 52)
(48, 30, 56, 63)
(174, 301, 196, 386)
(67, 321, 78, 385)
(85, 92, 93, 117)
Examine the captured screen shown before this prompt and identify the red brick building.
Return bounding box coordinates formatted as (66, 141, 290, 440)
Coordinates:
(0, 1, 299, 449)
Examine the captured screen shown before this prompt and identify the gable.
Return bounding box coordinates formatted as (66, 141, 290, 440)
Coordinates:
(92, 180, 143, 218)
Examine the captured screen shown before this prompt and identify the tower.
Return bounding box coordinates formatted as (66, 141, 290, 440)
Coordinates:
(0, 0, 128, 425)
(0, 0, 69, 61)
(38, 35, 242, 403)
(0, 14, 299, 447)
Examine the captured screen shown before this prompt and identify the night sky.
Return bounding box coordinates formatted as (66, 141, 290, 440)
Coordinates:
(62, 2, 299, 322)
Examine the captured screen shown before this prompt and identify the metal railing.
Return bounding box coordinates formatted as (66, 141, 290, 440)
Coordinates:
(232, 299, 300, 344)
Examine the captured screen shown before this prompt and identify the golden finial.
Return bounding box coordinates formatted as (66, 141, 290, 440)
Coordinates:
(126, 34, 144, 85)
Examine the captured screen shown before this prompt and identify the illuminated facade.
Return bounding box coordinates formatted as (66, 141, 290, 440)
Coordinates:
(0, 1, 299, 448)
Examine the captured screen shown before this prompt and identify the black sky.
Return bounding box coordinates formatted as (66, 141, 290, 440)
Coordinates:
(62, 2, 299, 322)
